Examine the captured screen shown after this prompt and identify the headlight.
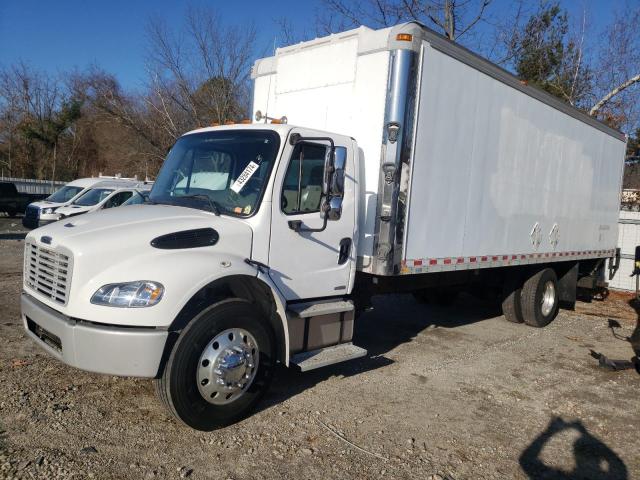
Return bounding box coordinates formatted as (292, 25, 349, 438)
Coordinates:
(42, 207, 56, 214)
(91, 281, 164, 308)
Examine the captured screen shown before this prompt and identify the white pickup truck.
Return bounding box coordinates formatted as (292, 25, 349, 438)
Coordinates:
(21, 22, 626, 430)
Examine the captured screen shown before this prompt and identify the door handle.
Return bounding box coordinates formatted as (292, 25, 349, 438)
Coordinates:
(338, 238, 352, 265)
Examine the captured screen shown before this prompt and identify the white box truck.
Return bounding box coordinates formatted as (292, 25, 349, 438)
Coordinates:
(21, 22, 626, 430)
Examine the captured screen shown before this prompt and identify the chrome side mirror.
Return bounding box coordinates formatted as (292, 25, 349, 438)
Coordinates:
(322, 148, 334, 197)
(330, 147, 346, 197)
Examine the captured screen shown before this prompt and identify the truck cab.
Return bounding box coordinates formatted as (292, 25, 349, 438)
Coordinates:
(21, 124, 360, 430)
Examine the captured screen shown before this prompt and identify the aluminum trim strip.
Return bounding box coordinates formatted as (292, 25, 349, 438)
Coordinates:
(401, 249, 616, 275)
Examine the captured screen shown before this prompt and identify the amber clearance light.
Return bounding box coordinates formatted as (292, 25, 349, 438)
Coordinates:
(396, 33, 413, 41)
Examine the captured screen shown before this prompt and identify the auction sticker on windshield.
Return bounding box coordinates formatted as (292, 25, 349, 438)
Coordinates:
(231, 161, 260, 193)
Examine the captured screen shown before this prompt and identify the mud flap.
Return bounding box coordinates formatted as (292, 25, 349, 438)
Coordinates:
(557, 263, 578, 310)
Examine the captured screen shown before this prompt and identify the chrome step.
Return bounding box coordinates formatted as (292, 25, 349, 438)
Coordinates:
(290, 343, 367, 372)
(287, 299, 354, 318)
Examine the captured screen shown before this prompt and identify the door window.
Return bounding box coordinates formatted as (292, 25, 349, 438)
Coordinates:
(281, 143, 326, 214)
(104, 191, 133, 208)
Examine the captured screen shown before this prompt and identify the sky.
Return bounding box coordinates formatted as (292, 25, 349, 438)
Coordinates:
(0, 0, 622, 92)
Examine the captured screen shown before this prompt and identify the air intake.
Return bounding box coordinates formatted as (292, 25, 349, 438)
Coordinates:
(150, 228, 219, 250)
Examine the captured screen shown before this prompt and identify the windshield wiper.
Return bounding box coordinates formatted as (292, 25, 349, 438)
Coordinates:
(181, 194, 222, 216)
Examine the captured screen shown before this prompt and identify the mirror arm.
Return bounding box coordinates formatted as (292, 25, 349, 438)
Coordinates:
(288, 215, 328, 233)
(288, 204, 330, 233)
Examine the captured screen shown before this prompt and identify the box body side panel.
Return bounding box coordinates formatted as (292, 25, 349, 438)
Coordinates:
(405, 43, 626, 263)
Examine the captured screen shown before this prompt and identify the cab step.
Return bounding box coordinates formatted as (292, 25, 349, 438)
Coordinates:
(287, 299, 354, 318)
(290, 343, 367, 372)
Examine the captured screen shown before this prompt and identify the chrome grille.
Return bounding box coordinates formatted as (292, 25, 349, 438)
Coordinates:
(24, 242, 72, 305)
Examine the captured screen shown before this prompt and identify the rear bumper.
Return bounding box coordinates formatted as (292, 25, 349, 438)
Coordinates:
(21, 292, 168, 377)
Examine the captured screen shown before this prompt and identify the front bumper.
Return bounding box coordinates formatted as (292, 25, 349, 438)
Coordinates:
(21, 293, 168, 377)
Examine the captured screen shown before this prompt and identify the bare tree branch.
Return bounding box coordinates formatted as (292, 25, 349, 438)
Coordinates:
(590, 74, 640, 116)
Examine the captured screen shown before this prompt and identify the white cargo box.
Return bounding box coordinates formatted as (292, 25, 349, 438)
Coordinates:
(252, 22, 626, 276)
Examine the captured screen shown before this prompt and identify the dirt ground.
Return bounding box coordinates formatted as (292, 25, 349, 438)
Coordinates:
(0, 215, 28, 239)
(1, 236, 639, 480)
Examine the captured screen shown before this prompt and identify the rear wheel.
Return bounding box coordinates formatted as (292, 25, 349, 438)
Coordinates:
(501, 273, 524, 323)
(155, 299, 275, 430)
(521, 268, 559, 328)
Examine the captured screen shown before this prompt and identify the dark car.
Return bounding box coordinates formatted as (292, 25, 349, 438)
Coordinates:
(0, 182, 47, 217)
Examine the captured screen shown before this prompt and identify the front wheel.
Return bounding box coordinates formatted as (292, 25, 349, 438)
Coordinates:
(155, 299, 275, 430)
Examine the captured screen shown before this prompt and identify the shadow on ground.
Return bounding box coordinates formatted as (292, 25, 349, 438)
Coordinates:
(259, 292, 501, 412)
(520, 417, 628, 480)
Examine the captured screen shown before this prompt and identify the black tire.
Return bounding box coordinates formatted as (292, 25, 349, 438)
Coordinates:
(501, 273, 524, 323)
(155, 299, 275, 430)
(521, 268, 559, 328)
(6, 208, 17, 218)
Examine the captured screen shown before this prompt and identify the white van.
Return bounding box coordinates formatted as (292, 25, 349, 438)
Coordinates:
(23, 176, 139, 228)
(55, 180, 152, 220)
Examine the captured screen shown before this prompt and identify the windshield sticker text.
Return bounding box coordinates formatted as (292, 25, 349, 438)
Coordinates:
(231, 161, 259, 193)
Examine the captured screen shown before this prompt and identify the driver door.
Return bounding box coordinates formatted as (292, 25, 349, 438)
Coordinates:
(268, 129, 356, 300)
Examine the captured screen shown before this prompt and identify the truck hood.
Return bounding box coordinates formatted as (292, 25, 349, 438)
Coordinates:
(27, 204, 252, 251)
(24, 204, 256, 326)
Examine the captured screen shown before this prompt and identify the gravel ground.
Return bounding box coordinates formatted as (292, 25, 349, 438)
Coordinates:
(1, 238, 639, 479)
(0, 216, 28, 239)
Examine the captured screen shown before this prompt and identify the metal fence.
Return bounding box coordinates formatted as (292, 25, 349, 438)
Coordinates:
(608, 210, 640, 291)
(0, 176, 65, 195)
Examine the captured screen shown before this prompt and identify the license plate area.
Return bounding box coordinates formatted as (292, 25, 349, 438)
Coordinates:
(26, 316, 62, 353)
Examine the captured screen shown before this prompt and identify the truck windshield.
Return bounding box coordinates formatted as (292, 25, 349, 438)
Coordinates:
(73, 188, 115, 206)
(46, 186, 83, 203)
(150, 130, 281, 216)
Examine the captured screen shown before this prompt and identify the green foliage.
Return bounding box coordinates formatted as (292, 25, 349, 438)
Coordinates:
(513, 2, 592, 106)
(19, 99, 82, 149)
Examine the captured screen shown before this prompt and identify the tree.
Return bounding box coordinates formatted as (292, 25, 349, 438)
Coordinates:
(628, 128, 640, 157)
(316, 0, 492, 43)
(19, 99, 82, 182)
(145, 6, 255, 134)
(509, 2, 592, 107)
(0, 63, 65, 178)
(588, 5, 640, 131)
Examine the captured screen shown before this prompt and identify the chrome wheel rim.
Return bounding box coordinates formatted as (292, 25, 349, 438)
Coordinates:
(197, 328, 259, 405)
(541, 280, 556, 317)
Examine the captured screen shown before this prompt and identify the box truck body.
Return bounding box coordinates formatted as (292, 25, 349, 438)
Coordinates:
(252, 23, 626, 277)
(21, 22, 626, 430)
